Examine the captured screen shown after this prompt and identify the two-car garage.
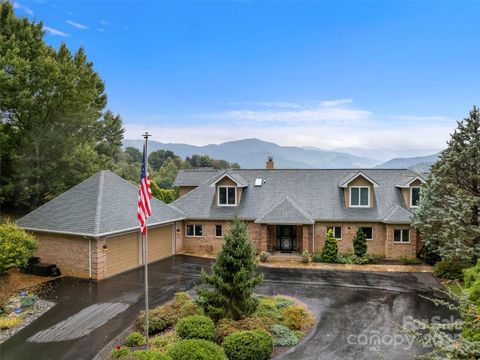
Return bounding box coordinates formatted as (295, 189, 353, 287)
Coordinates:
(105, 224, 175, 277)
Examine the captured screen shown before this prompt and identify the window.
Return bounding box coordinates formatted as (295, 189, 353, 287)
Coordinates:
(394, 229, 410, 243)
(360, 227, 373, 240)
(411, 187, 421, 207)
(186, 224, 203, 237)
(218, 186, 236, 206)
(215, 224, 223, 237)
(327, 226, 342, 240)
(350, 187, 370, 207)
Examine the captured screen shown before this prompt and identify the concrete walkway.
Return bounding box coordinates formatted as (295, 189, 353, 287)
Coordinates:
(1, 255, 447, 360)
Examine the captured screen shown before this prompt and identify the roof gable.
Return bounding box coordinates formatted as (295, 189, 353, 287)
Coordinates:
(395, 175, 426, 188)
(17, 170, 185, 237)
(255, 197, 314, 224)
(339, 171, 380, 188)
(210, 172, 248, 188)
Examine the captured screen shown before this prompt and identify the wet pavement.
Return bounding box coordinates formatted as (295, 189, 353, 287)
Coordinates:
(0, 255, 451, 360)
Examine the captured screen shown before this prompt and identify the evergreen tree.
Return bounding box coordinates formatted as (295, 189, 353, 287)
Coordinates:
(413, 106, 480, 261)
(321, 229, 338, 263)
(0, 2, 123, 210)
(196, 219, 263, 321)
(353, 228, 367, 257)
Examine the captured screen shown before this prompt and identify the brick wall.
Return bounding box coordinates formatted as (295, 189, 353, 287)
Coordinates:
(32, 232, 90, 278)
(178, 220, 267, 255)
(385, 224, 418, 259)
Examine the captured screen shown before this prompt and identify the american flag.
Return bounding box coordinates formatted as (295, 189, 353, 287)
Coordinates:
(137, 146, 152, 234)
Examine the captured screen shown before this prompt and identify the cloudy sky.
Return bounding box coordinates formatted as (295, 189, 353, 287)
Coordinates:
(13, 1, 480, 160)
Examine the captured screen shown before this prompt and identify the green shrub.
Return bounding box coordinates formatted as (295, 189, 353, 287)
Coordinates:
(311, 253, 322, 263)
(151, 331, 180, 353)
(293, 330, 305, 339)
(126, 350, 172, 360)
(301, 250, 309, 263)
(352, 228, 367, 258)
(282, 305, 314, 331)
(336, 254, 353, 264)
(419, 243, 442, 265)
(20, 294, 38, 308)
(222, 330, 274, 360)
(125, 331, 146, 347)
(463, 260, 480, 288)
(259, 251, 269, 262)
(321, 230, 338, 263)
(255, 297, 283, 324)
(137, 292, 201, 335)
(350, 255, 371, 265)
(0, 221, 38, 275)
(397, 255, 422, 265)
(176, 315, 215, 341)
(110, 346, 131, 359)
(270, 324, 298, 346)
(274, 296, 294, 309)
(167, 339, 227, 360)
(433, 259, 472, 280)
(196, 219, 263, 321)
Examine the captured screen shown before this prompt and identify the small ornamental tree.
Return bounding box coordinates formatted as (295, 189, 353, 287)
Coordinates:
(0, 221, 38, 274)
(321, 229, 338, 263)
(353, 228, 367, 257)
(196, 219, 263, 321)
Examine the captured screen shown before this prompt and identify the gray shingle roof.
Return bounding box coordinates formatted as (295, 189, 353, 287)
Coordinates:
(173, 168, 221, 186)
(382, 205, 414, 224)
(172, 168, 420, 224)
(255, 197, 314, 224)
(17, 171, 185, 237)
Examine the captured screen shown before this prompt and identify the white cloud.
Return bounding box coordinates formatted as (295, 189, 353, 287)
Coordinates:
(98, 28, 105, 32)
(43, 26, 69, 37)
(66, 20, 88, 30)
(319, 98, 353, 107)
(100, 20, 111, 26)
(13, 2, 34, 16)
(121, 98, 458, 159)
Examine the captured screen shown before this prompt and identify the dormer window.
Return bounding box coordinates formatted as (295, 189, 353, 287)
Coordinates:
(410, 187, 421, 207)
(350, 186, 370, 207)
(218, 186, 236, 206)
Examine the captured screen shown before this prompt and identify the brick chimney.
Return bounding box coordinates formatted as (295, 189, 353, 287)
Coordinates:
(266, 156, 274, 169)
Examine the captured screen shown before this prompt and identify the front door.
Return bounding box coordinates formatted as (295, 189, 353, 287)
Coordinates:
(277, 225, 296, 252)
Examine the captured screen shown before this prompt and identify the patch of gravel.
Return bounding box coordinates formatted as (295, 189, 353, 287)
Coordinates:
(0, 299, 55, 344)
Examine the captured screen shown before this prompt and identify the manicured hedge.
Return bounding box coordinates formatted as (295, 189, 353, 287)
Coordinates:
(176, 315, 215, 341)
(222, 330, 274, 360)
(168, 339, 227, 360)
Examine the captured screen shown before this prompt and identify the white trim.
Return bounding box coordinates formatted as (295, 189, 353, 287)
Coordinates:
(393, 228, 411, 244)
(396, 176, 426, 188)
(214, 224, 223, 238)
(217, 186, 237, 206)
(410, 186, 421, 208)
(185, 223, 203, 237)
(340, 172, 380, 188)
(210, 173, 246, 187)
(18, 217, 186, 239)
(349, 186, 370, 207)
(359, 226, 373, 241)
(327, 226, 342, 240)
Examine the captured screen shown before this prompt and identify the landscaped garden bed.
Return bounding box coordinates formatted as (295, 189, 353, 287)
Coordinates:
(105, 219, 316, 360)
(0, 291, 55, 343)
(107, 291, 314, 359)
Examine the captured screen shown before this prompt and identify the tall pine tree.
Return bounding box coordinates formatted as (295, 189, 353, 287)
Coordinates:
(196, 219, 263, 321)
(413, 106, 480, 261)
(353, 228, 367, 257)
(0, 2, 124, 210)
(321, 229, 338, 263)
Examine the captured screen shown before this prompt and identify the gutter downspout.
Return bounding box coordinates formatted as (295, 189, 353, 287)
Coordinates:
(88, 237, 92, 279)
(311, 223, 315, 253)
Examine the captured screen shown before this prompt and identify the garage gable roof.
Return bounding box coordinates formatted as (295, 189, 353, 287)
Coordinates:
(17, 170, 185, 237)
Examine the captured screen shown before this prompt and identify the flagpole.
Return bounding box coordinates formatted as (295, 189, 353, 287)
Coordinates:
(143, 131, 151, 350)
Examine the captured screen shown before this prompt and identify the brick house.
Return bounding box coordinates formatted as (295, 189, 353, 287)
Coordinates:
(172, 158, 425, 259)
(16, 171, 185, 279)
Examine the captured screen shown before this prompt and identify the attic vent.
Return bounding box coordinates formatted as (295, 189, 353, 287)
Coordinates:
(254, 178, 263, 187)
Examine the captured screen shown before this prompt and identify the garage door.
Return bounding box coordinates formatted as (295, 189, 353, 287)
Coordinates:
(147, 224, 174, 263)
(106, 232, 139, 277)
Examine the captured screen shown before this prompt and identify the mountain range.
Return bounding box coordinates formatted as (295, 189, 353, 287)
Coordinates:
(123, 138, 439, 170)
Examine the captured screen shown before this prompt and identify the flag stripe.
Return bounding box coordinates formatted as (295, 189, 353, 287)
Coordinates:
(137, 145, 152, 234)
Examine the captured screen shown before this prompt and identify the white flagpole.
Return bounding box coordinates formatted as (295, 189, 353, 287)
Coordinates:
(143, 131, 151, 350)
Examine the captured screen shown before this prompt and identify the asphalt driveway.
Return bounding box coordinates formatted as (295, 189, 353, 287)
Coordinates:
(1, 255, 451, 360)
